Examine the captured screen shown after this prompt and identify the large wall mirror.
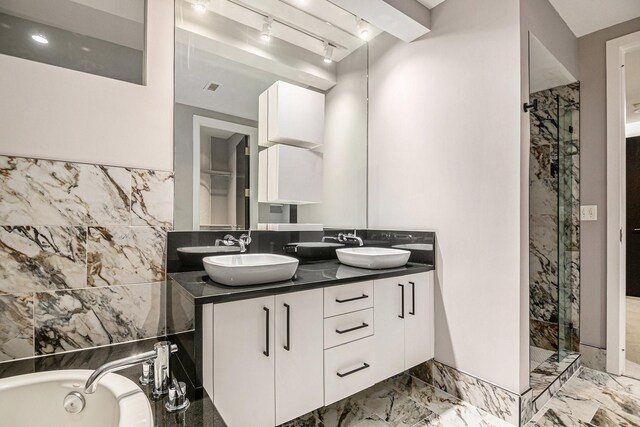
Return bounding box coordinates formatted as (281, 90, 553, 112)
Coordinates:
(173, 0, 370, 231)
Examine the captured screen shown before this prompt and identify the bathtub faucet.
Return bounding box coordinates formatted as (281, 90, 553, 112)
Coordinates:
(84, 341, 177, 396)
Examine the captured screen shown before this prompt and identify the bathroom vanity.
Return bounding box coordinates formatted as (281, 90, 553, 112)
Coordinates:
(169, 259, 434, 427)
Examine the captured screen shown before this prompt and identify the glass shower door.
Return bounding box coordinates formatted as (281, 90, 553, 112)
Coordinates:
(557, 96, 578, 361)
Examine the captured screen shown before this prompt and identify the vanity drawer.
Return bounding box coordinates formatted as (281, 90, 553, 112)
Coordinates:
(324, 336, 375, 405)
(324, 308, 374, 349)
(324, 281, 374, 317)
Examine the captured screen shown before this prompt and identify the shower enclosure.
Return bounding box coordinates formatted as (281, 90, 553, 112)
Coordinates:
(528, 81, 580, 368)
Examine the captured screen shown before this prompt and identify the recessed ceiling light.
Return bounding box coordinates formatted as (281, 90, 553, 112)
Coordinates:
(31, 33, 48, 44)
(323, 42, 334, 64)
(81, 46, 91, 52)
(260, 17, 273, 42)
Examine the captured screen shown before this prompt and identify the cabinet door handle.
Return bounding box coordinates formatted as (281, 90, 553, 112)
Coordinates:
(263, 307, 270, 357)
(336, 363, 370, 378)
(335, 322, 369, 334)
(335, 294, 369, 303)
(398, 284, 405, 318)
(409, 281, 416, 315)
(284, 303, 291, 351)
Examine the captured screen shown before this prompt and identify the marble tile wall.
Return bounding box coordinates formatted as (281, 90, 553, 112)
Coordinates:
(0, 155, 173, 362)
(529, 82, 580, 353)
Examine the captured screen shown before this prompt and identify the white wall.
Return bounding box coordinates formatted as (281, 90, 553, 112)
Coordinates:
(578, 18, 640, 348)
(298, 44, 368, 228)
(0, 0, 174, 171)
(368, 0, 524, 393)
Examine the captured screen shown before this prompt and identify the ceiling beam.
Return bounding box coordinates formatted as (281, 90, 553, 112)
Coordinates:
(328, 0, 431, 42)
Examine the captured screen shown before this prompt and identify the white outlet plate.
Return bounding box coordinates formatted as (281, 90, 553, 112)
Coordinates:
(581, 205, 597, 221)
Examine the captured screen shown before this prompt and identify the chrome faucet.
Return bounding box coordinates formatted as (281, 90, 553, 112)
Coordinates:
(84, 341, 177, 396)
(223, 233, 252, 252)
(338, 233, 364, 246)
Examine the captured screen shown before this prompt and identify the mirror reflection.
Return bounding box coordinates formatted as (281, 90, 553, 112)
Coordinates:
(0, 0, 146, 84)
(173, 0, 370, 231)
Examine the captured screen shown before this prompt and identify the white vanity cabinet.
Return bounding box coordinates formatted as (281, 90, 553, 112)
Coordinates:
(373, 272, 434, 383)
(203, 271, 434, 427)
(210, 296, 275, 427)
(274, 291, 324, 425)
(208, 289, 324, 427)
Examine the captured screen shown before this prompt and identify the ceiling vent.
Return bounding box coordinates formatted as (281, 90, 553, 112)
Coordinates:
(204, 81, 220, 92)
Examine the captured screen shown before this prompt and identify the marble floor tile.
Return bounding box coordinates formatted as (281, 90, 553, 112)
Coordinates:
(315, 396, 370, 427)
(282, 374, 488, 427)
(357, 382, 434, 426)
(544, 391, 599, 423)
(559, 376, 640, 422)
(387, 374, 485, 425)
(534, 408, 594, 426)
(353, 414, 390, 427)
(478, 414, 518, 427)
(531, 367, 640, 427)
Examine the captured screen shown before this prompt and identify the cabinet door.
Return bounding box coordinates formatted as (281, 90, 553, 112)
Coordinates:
(213, 296, 275, 427)
(275, 289, 324, 425)
(373, 277, 406, 383)
(404, 272, 434, 369)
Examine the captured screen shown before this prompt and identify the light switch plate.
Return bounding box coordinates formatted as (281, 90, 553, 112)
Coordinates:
(581, 205, 597, 221)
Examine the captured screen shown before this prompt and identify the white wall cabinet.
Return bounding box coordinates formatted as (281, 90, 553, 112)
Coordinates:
(205, 271, 433, 427)
(373, 272, 434, 383)
(258, 144, 322, 204)
(259, 81, 325, 149)
(211, 289, 324, 427)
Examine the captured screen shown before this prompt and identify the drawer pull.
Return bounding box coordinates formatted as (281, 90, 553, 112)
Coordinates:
(336, 363, 370, 378)
(335, 322, 369, 335)
(335, 294, 369, 303)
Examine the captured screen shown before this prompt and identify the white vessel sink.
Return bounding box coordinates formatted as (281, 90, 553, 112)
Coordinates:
(336, 247, 411, 269)
(0, 370, 152, 427)
(203, 254, 299, 286)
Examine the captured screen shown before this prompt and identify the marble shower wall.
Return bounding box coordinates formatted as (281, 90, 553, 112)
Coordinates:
(529, 82, 580, 353)
(0, 155, 173, 361)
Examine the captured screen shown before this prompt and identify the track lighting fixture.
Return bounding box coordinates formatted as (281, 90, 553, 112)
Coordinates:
(323, 42, 334, 63)
(356, 18, 369, 40)
(192, 0, 208, 13)
(260, 17, 273, 42)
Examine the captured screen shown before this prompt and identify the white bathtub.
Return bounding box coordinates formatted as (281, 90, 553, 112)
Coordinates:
(0, 369, 153, 427)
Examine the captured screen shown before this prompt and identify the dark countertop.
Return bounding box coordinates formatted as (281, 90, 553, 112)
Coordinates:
(0, 338, 227, 427)
(169, 259, 434, 305)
